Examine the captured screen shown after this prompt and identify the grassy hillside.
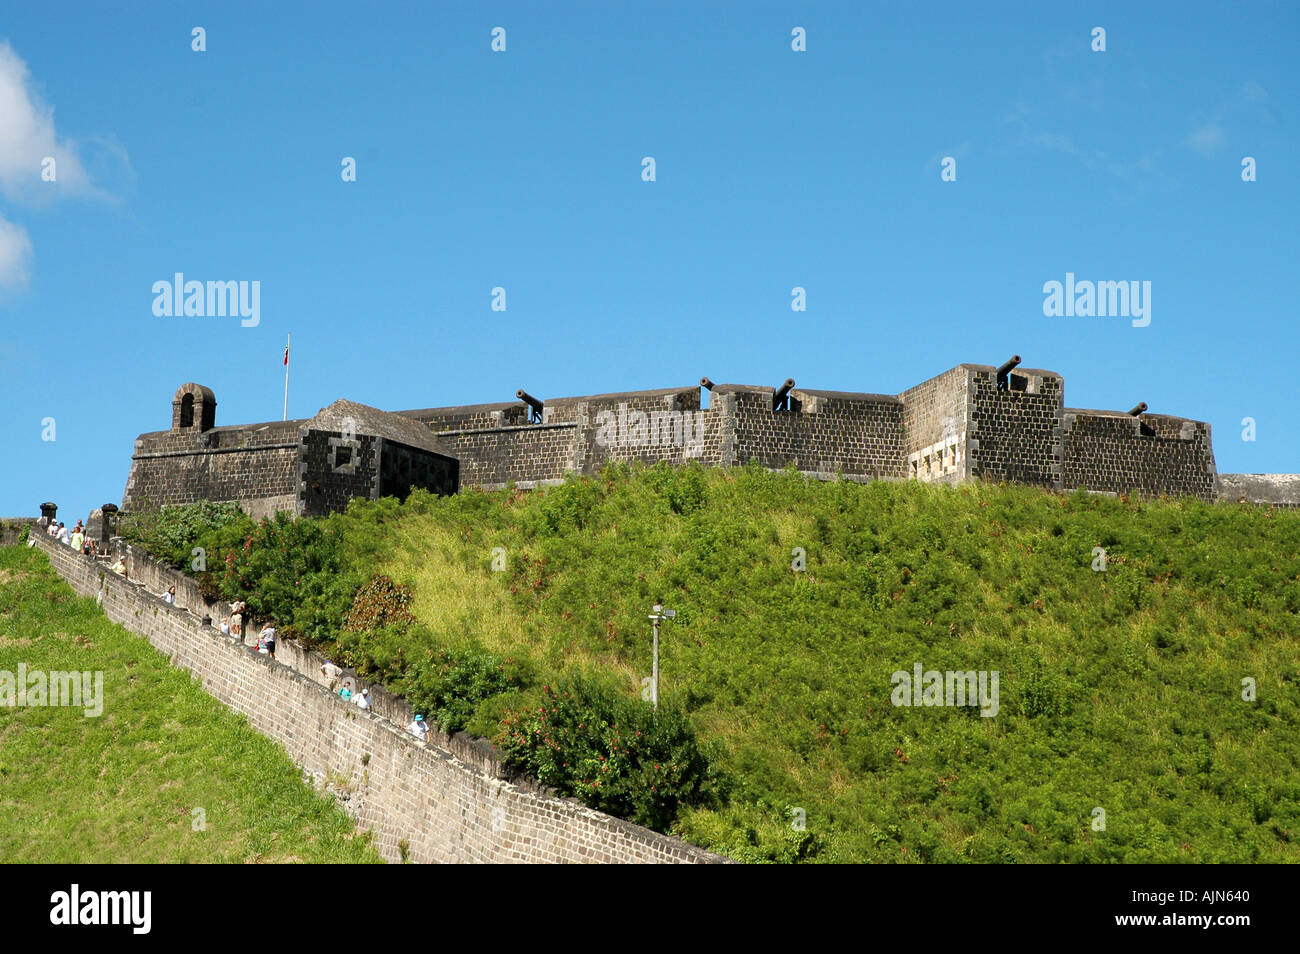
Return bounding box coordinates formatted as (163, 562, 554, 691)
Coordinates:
(0, 543, 381, 863)
(347, 464, 1300, 862)
(116, 464, 1300, 863)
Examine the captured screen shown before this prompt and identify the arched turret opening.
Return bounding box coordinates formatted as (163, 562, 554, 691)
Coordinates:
(172, 383, 217, 432)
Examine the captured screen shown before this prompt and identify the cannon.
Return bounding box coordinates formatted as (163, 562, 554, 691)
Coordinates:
(516, 389, 544, 423)
(995, 355, 1022, 390)
(700, 377, 715, 391)
(1128, 402, 1148, 416)
(773, 378, 796, 412)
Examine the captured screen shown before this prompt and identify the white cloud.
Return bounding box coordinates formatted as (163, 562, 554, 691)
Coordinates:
(0, 40, 97, 202)
(1187, 122, 1225, 156)
(0, 39, 123, 301)
(0, 213, 33, 292)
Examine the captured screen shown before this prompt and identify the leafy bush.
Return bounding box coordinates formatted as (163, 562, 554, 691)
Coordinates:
(646, 462, 708, 516)
(856, 554, 897, 611)
(343, 575, 417, 632)
(526, 476, 603, 535)
(200, 511, 357, 646)
(333, 623, 411, 680)
(677, 802, 825, 863)
(497, 677, 718, 832)
(119, 501, 248, 568)
(1014, 661, 1072, 719)
(395, 646, 528, 734)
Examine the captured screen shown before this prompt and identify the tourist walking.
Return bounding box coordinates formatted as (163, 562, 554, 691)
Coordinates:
(321, 659, 344, 692)
(229, 600, 245, 642)
(258, 622, 277, 659)
(407, 714, 428, 742)
(354, 688, 371, 710)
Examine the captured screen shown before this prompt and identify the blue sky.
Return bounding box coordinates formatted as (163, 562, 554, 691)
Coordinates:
(1, 1, 1296, 519)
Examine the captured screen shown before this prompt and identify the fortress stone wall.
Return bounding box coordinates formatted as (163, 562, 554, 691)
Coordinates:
(1216, 473, 1300, 509)
(1062, 410, 1216, 500)
(25, 530, 725, 864)
(117, 357, 1289, 517)
(122, 416, 302, 519)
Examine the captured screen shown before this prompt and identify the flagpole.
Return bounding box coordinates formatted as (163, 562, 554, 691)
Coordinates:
(282, 333, 290, 421)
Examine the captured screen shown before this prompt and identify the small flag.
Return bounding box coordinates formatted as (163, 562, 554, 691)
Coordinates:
(282, 333, 291, 422)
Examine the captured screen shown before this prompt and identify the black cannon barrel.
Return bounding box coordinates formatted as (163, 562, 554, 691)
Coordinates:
(772, 378, 796, 410)
(700, 377, 715, 391)
(1128, 402, 1148, 416)
(516, 389, 544, 413)
(995, 355, 1022, 378)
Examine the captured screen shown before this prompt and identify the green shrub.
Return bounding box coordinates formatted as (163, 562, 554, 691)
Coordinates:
(333, 623, 410, 680)
(497, 677, 718, 832)
(527, 476, 603, 535)
(343, 575, 417, 633)
(202, 511, 357, 646)
(677, 802, 825, 863)
(395, 646, 528, 734)
(647, 462, 708, 516)
(120, 501, 247, 568)
(857, 554, 897, 611)
(1015, 662, 1072, 719)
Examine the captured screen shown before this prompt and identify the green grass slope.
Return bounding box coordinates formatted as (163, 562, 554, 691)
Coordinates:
(349, 463, 1300, 863)
(0, 543, 381, 863)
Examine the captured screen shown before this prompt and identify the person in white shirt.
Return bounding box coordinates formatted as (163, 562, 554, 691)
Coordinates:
(219, 617, 230, 636)
(163, 585, 176, 604)
(354, 688, 371, 710)
(258, 623, 277, 659)
(56, 523, 70, 545)
(408, 714, 428, 741)
(320, 659, 344, 692)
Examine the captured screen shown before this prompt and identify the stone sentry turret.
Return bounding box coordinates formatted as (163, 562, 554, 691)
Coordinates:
(172, 383, 217, 432)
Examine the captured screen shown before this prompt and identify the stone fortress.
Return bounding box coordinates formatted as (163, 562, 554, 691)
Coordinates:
(14, 356, 1300, 864)
(118, 356, 1300, 518)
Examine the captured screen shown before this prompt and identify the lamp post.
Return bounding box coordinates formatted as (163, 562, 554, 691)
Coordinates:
(648, 602, 676, 709)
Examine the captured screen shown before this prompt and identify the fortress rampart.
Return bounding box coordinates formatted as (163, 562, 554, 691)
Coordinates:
(117, 358, 1267, 516)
